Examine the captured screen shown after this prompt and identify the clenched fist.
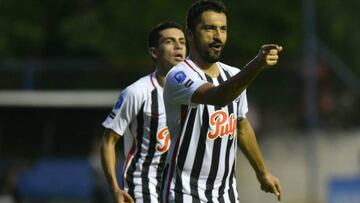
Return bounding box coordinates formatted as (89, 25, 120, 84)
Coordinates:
(255, 44, 283, 67)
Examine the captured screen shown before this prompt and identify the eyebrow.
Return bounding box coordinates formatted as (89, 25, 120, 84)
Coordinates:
(202, 24, 227, 27)
(162, 36, 185, 41)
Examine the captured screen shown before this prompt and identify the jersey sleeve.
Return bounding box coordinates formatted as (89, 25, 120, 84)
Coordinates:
(164, 67, 206, 105)
(102, 85, 144, 136)
(237, 90, 248, 118)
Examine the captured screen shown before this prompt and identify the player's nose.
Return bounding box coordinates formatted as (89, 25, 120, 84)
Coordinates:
(174, 41, 185, 50)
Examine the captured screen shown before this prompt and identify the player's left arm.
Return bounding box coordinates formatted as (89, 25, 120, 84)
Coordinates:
(237, 118, 283, 201)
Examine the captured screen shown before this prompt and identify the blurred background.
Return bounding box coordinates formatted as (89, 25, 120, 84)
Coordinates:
(0, 0, 359, 203)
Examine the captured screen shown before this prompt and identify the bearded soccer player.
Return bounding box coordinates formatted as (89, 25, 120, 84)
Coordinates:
(100, 21, 186, 203)
(162, 0, 283, 202)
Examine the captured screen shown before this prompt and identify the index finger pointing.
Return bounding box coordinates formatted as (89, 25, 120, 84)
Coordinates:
(275, 183, 283, 201)
(261, 44, 283, 53)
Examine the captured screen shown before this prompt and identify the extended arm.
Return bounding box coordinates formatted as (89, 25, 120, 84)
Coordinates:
(237, 118, 283, 201)
(192, 44, 283, 106)
(100, 129, 134, 203)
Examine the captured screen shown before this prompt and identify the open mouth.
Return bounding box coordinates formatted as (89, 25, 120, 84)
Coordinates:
(210, 43, 222, 51)
(174, 54, 184, 60)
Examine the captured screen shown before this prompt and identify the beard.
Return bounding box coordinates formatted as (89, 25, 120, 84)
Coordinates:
(200, 48, 222, 63)
(195, 39, 224, 63)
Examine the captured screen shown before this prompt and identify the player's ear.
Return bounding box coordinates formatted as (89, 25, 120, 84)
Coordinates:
(148, 47, 158, 60)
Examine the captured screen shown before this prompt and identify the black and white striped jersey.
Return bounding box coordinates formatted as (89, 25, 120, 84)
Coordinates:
(103, 71, 170, 203)
(162, 58, 248, 203)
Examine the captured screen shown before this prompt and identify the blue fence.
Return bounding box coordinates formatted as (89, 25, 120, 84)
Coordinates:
(328, 176, 360, 203)
(16, 159, 96, 200)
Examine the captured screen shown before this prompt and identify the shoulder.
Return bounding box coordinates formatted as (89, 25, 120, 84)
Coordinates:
(166, 61, 201, 84)
(122, 74, 153, 98)
(166, 62, 190, 77)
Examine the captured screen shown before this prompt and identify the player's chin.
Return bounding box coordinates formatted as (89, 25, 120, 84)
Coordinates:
(173, 58, 184, 64)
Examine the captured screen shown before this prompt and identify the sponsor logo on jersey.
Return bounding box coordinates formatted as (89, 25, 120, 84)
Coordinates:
(207, 110, 236, 140)
(156, 127, 171, 153)
(174, 71, 186, 84)
(114, 96, 124, 110)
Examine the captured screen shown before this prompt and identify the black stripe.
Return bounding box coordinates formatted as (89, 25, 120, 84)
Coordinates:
(219, 197, 226, 203)
(204, 132, 222, 202)
(228, 160, 236, 202)
(161, 163, 169, 202)
(174, 108, 197, 203)
(222, 68, 233, 82)
(156, 152, 167, 202)
(180, 105, 188, 131)
(141, 89, 159, 202)
(126, 103, 145, 199)
(189, 106, 209, 202)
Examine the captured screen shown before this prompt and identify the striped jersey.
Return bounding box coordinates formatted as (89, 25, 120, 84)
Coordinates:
(103, 71, 170, 203)
(162, 58, 248, 203)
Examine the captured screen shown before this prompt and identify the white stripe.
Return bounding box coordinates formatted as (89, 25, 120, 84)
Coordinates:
(149, 181, 159, 202)
(232, 176, 239, 202)
(183, 193, 192, 203)
(223, 190, 231, 203)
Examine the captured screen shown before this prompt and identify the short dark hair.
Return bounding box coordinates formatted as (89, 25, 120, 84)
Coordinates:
(147, 21, 184, 48)
(186, 0, 227, 32)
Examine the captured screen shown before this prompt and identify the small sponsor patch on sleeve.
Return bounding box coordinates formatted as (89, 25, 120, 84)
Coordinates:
(109, 111, 116, 119)
(174, 71, 186, 84)
(184, 79, 194, 88)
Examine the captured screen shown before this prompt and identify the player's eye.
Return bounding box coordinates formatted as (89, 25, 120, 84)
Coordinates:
(203, 26, 213, 32)
(164, 39, 175, 45)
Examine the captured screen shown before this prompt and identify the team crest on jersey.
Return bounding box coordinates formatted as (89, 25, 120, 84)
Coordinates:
(174, 71, 186, 84)
(156, 127, 171, 153)
(207, 110, 236, 140)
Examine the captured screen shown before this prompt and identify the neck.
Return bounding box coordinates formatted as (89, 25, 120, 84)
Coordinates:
(189, 52, 219, 78)
(155, 67, 167, 87)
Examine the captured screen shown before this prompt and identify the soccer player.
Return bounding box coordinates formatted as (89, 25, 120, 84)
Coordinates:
(162, 0, 283, 202)
(100, 21, 186, 203)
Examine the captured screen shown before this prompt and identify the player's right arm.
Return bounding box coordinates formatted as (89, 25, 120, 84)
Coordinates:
(100, 129, 134, 203)
(192, 44, 283, 106)
(101, 82, 144, 203)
